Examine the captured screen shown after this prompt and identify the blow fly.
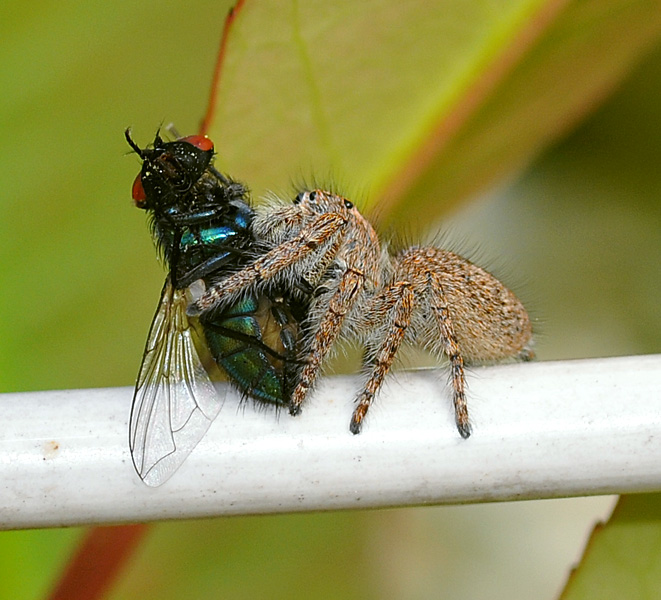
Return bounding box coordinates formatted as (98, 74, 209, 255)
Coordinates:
(125, 129, 305, 485)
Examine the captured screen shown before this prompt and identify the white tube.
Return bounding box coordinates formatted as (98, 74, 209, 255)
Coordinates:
(1, 354, 659, 530)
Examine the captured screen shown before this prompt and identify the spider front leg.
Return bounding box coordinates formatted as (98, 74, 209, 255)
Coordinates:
(188, 212, 347, 315)
(289, 268, 365, 416)
(350, 282, 414, 434)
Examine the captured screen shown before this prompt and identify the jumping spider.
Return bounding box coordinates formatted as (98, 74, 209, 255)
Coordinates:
(189, 189, 533, 437)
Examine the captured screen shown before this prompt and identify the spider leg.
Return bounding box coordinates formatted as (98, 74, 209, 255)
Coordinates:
(350, 282, 414, 434)
(289, 268, 365, 415)
(427, 270, 472, 439)
(300, 233, 344, 290)
(188, 212, 347, 315)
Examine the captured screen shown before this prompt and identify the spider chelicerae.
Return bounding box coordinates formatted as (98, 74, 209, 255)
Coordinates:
(189, 189, 533, 437)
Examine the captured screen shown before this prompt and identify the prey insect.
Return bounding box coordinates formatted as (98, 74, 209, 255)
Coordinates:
(190, 189, 534, 437)
(125, 129, 306, 486)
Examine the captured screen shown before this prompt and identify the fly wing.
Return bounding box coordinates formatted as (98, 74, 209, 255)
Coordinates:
(129, 279, 224, 486)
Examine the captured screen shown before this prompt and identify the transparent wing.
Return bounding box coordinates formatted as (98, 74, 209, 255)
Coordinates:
(129, 279, 224, 486)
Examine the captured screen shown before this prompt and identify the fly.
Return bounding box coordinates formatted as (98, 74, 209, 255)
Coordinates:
(125, 129, 306, 485)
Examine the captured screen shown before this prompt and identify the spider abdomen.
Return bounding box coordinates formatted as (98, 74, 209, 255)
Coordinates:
(395, 247, 532, 362)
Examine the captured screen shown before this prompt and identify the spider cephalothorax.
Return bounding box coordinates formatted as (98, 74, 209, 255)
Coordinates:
(190, 189, 533, 438)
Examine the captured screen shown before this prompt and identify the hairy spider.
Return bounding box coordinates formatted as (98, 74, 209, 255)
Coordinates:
(189, 189, 533, 438)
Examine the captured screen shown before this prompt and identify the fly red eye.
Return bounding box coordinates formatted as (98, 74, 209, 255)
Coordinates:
(132, 173, 147, 207)
(180, 135, 214, 152)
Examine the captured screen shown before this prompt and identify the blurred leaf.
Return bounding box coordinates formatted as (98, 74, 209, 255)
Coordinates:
(110, 513, 372, 600)
(0, 529, 81, 600)
(560, 494, 661, 600)
(1, 1, 660, 600)
(0, 0, 235, 393)
(205, 0, 661, 230)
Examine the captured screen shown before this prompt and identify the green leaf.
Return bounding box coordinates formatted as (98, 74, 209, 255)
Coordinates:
(205, 0, 661, 230)
(1, 1, 660, 600)
(560, 494, 661, 600)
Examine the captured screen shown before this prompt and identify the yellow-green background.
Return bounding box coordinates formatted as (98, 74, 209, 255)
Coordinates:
(1, 1, 660, 598)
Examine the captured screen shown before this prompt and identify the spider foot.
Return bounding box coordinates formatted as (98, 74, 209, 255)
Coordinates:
(289, 402, 302, 417)
(456, 420, 472, 439)
(349, 405, 367, 435)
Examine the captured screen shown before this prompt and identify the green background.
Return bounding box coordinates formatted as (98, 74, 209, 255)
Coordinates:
(1, 1, 660, 598)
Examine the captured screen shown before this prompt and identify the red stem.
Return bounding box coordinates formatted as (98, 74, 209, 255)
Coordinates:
(200, 0, 247, 135)
(47, 525, 150, 600)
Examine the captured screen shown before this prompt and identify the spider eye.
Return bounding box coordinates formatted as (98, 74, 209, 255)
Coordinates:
(293, 192, 304, 205)
(343, 199, 353, 209)
(309, 191, 317, 202)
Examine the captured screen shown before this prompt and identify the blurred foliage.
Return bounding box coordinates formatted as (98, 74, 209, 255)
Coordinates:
(561, 494, 661, 600)
(0, 1, 660, 599)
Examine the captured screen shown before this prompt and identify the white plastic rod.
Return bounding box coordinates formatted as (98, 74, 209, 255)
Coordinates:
(1, 354, 660, 530)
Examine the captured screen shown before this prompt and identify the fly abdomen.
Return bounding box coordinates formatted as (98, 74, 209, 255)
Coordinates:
(201, 296, 287, 406)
